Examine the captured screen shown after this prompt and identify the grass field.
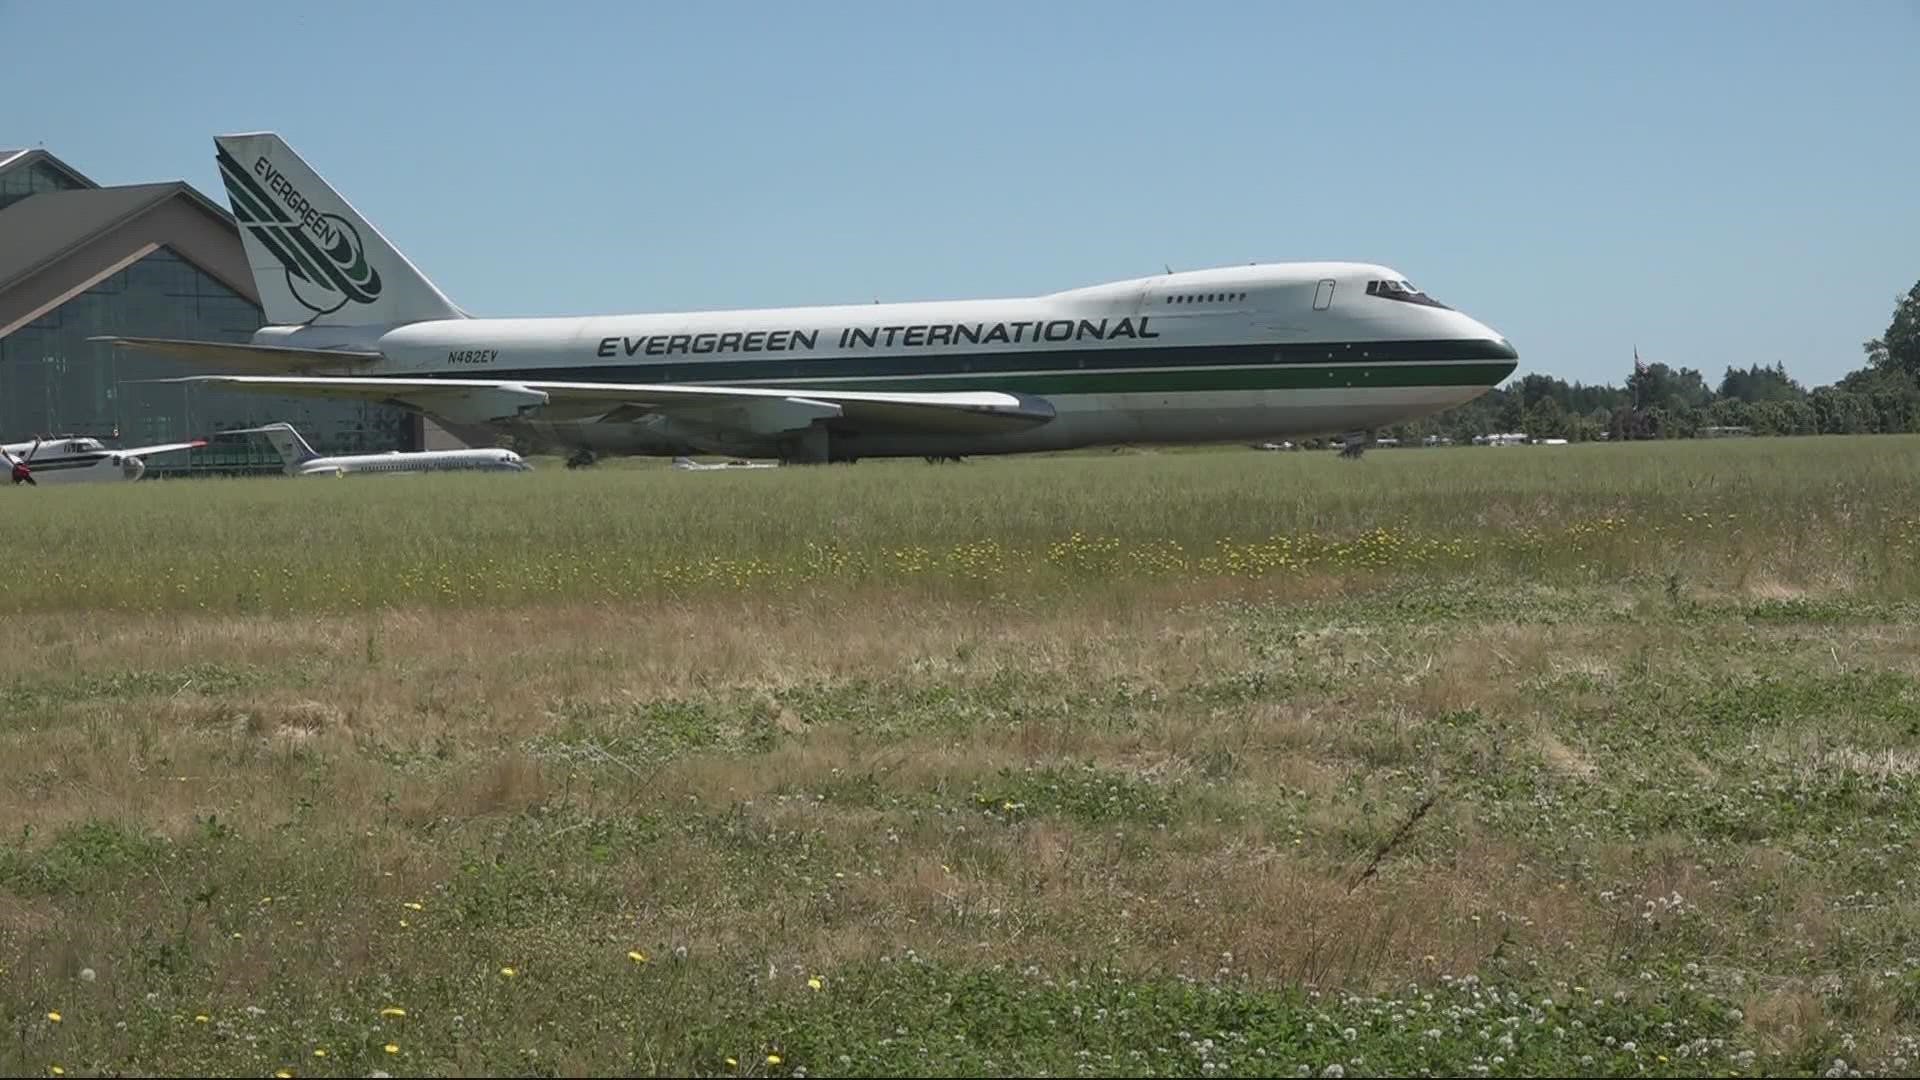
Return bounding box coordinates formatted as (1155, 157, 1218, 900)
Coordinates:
(4, 436, 1920, 1077)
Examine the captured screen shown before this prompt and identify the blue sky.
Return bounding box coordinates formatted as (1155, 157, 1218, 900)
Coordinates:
(6, 0, 1917, 389)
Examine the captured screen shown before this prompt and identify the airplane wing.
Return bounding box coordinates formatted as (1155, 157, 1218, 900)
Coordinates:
(139, 375, 1057, 436)
(118, 438, 208, 458)
(89, 336, 380, 374)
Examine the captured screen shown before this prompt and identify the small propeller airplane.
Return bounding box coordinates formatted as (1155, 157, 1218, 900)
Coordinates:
(2, 433, 208, 486)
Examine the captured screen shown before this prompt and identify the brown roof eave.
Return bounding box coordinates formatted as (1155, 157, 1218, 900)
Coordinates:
(0, 148, 98, 189)
(0, 188, 261, 338)
(0, 186, 177, 293)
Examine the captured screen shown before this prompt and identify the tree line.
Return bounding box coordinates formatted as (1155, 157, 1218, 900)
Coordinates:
(1386, 278, 1920, 443)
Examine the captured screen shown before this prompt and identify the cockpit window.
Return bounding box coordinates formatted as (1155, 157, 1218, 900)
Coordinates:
(1365, 278, 1451, 309)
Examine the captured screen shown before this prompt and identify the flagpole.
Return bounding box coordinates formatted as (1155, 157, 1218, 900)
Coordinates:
(1632, 346, 1643, 439)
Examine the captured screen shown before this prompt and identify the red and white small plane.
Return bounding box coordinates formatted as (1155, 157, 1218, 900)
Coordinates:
(2, 433, 207, 486)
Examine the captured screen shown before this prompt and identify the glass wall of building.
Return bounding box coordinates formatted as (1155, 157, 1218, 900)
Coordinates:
(0, 246, 414, 473)
(0, 159, 87, 211)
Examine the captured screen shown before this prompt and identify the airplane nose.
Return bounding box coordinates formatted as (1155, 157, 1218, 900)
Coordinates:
(1462, 316, 1517, 360)
(1442, 308, 1518, 363)
(120, 455, 145, 481)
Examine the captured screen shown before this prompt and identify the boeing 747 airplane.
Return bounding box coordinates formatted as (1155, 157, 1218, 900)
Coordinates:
(99, 133, 1519, 466)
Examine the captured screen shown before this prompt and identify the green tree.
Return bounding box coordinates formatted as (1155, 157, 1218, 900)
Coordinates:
(1809, 386, 1874, 433)
(1771, 399, 1818, 435)
(1627, 362, 1713, 414)
(1522, 396, 1570, 439)
(1705, 398, 1753, 429)
(1839, 365, 1920, 433)
(1717, 362, 1805, 403)
(1864, 279, 1920, 379)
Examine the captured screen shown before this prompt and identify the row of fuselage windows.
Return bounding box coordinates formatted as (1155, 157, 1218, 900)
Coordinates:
(348, 459, 507, 472)
(1165, 291, 1249, 305)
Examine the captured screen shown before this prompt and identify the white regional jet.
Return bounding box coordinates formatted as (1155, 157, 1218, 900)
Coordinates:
(223, 422, 530, 476)
(98, 132, 1519, 466)
(2, 434, 207, 485)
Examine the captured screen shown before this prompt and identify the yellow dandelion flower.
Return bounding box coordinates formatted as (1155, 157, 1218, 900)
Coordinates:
(403, 902, 423, 911)
(276, 1071, 293, 1079)
(51, 1068, 64, 1077)
(193, 1014, 210, 1024)
(807, 977, 822, 991)
(399, 919, 409, 928)
(384, 1043, 399, 1054)
(381, 1007, 406, 1017)
(312, 1049, 327, 1058)
(725, 1058, 738, 1067)
(767, 1054, 782, 1065)
(628, 951, 647, 964)
(499, 966, 517, 978)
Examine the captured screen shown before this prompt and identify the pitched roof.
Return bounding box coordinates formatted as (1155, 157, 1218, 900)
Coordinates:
(0, 183, 189, 292)
(0, 148, 96, 187)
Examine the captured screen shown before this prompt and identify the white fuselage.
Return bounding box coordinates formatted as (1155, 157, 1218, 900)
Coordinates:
(3, 438, 143, 484)
(287, 447, 530, 476)
(253, 261, 1518, 460)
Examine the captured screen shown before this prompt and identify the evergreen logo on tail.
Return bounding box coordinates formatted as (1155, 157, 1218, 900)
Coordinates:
(216, 145, 383, 316)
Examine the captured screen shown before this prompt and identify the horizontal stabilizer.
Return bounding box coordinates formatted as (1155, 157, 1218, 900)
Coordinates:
(120, 438, 209, 458)
(90, 336, 379, 374)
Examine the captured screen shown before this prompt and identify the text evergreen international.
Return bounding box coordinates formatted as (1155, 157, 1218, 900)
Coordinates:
(595, 317, 1160, 358)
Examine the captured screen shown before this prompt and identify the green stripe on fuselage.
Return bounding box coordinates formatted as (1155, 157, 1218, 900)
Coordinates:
(420, 339, 1517, 391)
(711, 361, 1517, 395)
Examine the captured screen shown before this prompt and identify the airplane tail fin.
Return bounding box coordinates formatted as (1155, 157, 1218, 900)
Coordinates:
(213, 132, 467, 328)
(225, 423, 320, 470)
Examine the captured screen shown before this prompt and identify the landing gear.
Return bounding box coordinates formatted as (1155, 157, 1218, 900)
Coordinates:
(776, 427, 830, 466)
(565, 447, 598, 469)
(1337, 431, 1372, 459)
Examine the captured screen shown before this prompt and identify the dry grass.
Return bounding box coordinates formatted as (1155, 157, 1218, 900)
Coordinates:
(3, 594, 1915, 998)
(1, 602, 1910, 1071)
